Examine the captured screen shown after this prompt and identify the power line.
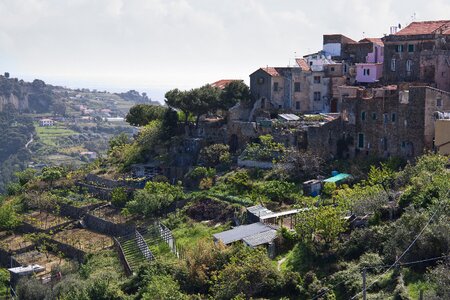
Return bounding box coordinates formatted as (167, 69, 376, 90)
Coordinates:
(310, 278, 349, 300)
(310, 255, 449, 300)
(364, 255, 450, 270)
(350, 191, 448, 300)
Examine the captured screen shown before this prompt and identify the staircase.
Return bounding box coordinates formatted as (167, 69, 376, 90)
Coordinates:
(116, 222, 179, 273)
(117, 233, 149, 271)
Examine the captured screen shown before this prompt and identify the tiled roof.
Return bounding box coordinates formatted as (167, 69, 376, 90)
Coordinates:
(295, 58, 311, 71)
(360, 38, 384, 46)
(261, 67, 280, 77)
(395, 20, 450, 35)
(211, 79, 242, 90)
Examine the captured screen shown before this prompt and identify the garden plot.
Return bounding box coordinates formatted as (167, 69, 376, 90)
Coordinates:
(13, 250, 67, 278)
(0, 232, 33, 252)
(90, 206, 134, 224)
(23, 211, 72, 230)
(52, 228, 113, 253)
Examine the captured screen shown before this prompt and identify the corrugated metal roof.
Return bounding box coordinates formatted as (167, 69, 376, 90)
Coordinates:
(247, 205, 273, 218)
(278, 114, 300, 121)
(259, 208, 310, 220)
(242, 229, 277, 247)
(213, 222, 276, 245)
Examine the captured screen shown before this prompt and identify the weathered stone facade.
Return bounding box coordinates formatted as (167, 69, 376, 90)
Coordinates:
(382, 21, 450, 91)
(250, 66, 312, 112)
(340, 85, 450, 158)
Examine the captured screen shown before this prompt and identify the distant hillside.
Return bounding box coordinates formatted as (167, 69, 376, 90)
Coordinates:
(0, 75, 61, 113)
(0, 110, 35, 193)
(115, 90, 161, 105)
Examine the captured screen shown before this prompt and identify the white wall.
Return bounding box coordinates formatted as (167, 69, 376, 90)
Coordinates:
(323, 43, 341, 57)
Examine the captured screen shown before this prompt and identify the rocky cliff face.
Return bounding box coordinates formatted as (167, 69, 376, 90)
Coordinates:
(0, 93, 29, 112)
(0, 76, 55, 113)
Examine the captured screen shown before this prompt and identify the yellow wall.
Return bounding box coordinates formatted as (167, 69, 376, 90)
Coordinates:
(435, 119, 450, 155)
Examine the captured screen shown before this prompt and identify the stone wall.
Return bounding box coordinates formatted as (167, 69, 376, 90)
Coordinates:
(237, 159, 273, 169)
(113, 237, 132, 276)
(340, 85, 450, 158)
(83, 213, 135, 237)
(58, 202, 104, 219)
(45, 238, 86, 262)
(76, 182, 112, 200)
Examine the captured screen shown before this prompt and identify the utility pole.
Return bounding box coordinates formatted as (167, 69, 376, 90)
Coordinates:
(362, 267, 367, 300)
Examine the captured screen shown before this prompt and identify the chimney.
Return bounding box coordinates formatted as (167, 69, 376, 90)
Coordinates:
(390, 26, 398, 34)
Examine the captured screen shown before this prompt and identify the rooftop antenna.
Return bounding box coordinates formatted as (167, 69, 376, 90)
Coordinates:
(411, 12, 416, 23)
(362, 31, 366, 38)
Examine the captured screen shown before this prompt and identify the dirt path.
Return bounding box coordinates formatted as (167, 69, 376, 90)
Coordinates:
(25, 134, 34, 153)
(277, 257, 287, 271)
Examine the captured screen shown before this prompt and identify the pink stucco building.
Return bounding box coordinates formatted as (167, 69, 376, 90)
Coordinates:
(356, 38, 384, 83)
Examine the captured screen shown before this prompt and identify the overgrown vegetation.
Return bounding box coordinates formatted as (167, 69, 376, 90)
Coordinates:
(0, 77, 449, 299)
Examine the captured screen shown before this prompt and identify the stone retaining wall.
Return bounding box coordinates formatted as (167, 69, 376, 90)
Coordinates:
(113, 237, 132, 276)
(58, 202, 104, 219)
(84, 214, 135, 237)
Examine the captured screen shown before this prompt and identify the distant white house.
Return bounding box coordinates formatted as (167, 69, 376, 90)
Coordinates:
(80, 151, 98, 160)
(39, 118, 54, 127)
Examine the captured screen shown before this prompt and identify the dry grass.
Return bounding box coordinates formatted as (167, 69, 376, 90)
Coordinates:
(13, 250, 68, 278)
(0, 232, 33, 252)
(23, 211, 71, 230)
(52, 228, 113, 253)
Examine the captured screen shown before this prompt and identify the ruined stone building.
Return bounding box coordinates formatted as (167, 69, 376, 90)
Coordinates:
(340, 85, 450, 158)
(382, 20, 450, 91)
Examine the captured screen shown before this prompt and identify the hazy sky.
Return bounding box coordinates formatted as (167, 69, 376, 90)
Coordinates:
(0, 0, 449, 102)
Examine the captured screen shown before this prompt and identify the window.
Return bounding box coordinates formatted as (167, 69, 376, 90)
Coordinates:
(358, 133, 365, 148)
(294, 82, 301, 92)
(408, 44, 414, 52)
(406, 60, 412, 72)
(367, 69, 370, 76)
(314, 92, 321, 101)
(437, 98, 442, 107)
(344, 64, 348, 73)
(391, 113, 396, 123)
(361, 111, 366, 121)
(383, 137, 388, 151)
(330, 67, 335, 72)
(383, 113, 388, 124)
(295, 101, 300, 110)
(309, 61, 313, 66)
(273, 82, 279, 92)
(391, 59, 396, 71)
(258, 77, 264, 84)
(314, 76, 321, 84)
(363, 69, 370, 76)
(372, 112, 377, 120)
(395, 45, 404, 52)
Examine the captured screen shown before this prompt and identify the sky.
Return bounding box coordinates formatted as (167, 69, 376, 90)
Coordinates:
(0, 0, 449, 103)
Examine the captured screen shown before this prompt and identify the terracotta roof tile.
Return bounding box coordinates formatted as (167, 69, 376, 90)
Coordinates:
(395, 20, 450, 35)
(360, 38, 384, 46)
(261, 67, 280, 77)
(211, 79, 242, 89)
(295, 58, 311, 71)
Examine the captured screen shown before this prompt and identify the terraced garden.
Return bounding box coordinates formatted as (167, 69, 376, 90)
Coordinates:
(23, 211, 71, 230)
(52, 228, 113, 253)
(0, 232, 34, 254)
